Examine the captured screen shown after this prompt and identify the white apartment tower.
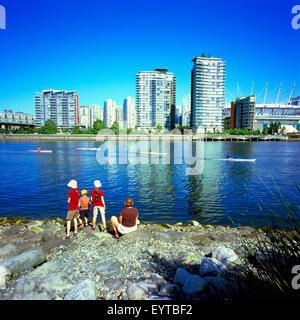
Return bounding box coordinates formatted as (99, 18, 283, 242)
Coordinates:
(191, 56, 226, 133)
(104, 99, 117, 128)
(136, 69, 176, 129)
(123, 96, 136, 129)
(90, 104, 103, 127)
(35, 89, 79, 129)
(79, 105, 90, 128)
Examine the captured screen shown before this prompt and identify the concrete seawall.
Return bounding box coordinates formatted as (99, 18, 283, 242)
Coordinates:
(1, 134, 290, 142)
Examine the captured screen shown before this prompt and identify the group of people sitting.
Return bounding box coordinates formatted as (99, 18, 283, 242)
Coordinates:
(66, 180, 139, 239)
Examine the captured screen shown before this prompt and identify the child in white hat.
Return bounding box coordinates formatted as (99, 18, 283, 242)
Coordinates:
(66, 180, 80, 239)
(90, 180, 107, 232)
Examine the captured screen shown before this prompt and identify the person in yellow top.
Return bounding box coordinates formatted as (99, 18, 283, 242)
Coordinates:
(78, 190, 91, 228)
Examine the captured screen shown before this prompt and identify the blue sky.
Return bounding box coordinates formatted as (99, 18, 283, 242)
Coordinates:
(0, 0, 299, 113)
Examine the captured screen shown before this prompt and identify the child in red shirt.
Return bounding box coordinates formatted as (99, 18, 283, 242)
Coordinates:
(66, 180, 80, 239)
(90, 180, 107, 232)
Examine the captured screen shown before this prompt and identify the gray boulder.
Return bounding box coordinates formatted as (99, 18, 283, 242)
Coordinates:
(0, 244, 18, 260)
(26, 261, 60, 278)
(104, 279, 123, 290)
(127, 283, 149, 300)
(212, 246, 239, 266)
(0, 265, 7, 289)
(174, 268, 192, 286)
(64, 279, 97, 300)
(158, 283, 179, 297)
(95, 259, 121, 276)
(199, 257, 226, 277)
(39, 273, 73, 293)
(119, 230, 153, 243)
(153, 230, 184, 242)
(0, 248, 46, 276)
(182, 275, 206, 294)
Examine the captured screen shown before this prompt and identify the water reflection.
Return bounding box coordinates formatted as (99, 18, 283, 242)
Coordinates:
(0, 140, 299, 227)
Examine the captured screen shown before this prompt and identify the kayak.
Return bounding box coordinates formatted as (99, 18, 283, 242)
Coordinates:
(76, 148, 100, 151)
(217, 158, 256, 162)
(28, 150, 52, 153)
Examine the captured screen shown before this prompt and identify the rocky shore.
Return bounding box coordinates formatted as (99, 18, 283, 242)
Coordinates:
(0, 217, 289, 300)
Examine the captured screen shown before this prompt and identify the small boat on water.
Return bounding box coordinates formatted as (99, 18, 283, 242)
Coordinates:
(28, 149, 52, 153)
(76, 148, 100, 151)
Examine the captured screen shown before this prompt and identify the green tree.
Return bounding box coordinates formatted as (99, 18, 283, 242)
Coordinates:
(86, 127, 95, 134)
(40, 119, 58, 134)
(63, 128, 69, 134)
(71, 126, 83, 134)
(127, 128, 132, 135)
(93, 120, 106, 133)
(156, 125, 163, 133)
(111, 121, 120, 135)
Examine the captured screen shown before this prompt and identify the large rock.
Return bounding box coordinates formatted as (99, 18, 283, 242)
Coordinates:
(119, 230, 153, 243)
(153, 230, 184, 242)
(104, 279, 123, 290)
(174, 268, 192, 286)
(204, 276, 228, 294)
(199, 257, 226, 277)
(64, 279, 97, 300)
(95, 259, 121, 275)
(0, 265, 7, 289)
(41, 239, 67, 254)
(25, 220, 44, 231)
(182, 275, 206, 294)
(0, 244, 18, 260)
(26, 261, 60, 278)
(127, 278, 160, 300)
(190, 235, 215, 247)
(12, 277, 38, 298)
(0, 248, 46, 276)
(158, 283, 180, 297)
(39, 273, 73, 293)
(127, 283, 149, 300)
(212, 246, 239, 266)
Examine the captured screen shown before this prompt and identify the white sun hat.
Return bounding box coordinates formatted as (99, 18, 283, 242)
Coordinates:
(67, 180, 78, 189)
(94, 180, 102, 188)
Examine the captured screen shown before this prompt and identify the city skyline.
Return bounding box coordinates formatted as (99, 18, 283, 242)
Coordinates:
(0, 0, 299, 114)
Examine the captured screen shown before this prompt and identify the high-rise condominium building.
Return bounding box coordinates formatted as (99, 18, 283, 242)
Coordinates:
(191, 56, 226, 133)
(79, 105, 90, 128)
(35, 90, 79, 129)
(90, 104, 103, 127)
(123, 96, 136, 129)
(230, 95, 256, 132)
(104, 99, 116, 128)
(116, 106, 124, 129)
(136, 69, 176, 129)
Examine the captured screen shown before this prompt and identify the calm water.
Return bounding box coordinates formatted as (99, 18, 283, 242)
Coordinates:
(0, 140, 299, 227)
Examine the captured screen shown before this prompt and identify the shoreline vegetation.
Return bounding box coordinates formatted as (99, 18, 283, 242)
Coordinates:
(0, 216, 299, 300)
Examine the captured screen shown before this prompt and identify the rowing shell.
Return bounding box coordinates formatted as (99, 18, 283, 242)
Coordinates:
(76, 148, 101, 151)
(28, 150, 53, 153)
(216, 158, 256, 162)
